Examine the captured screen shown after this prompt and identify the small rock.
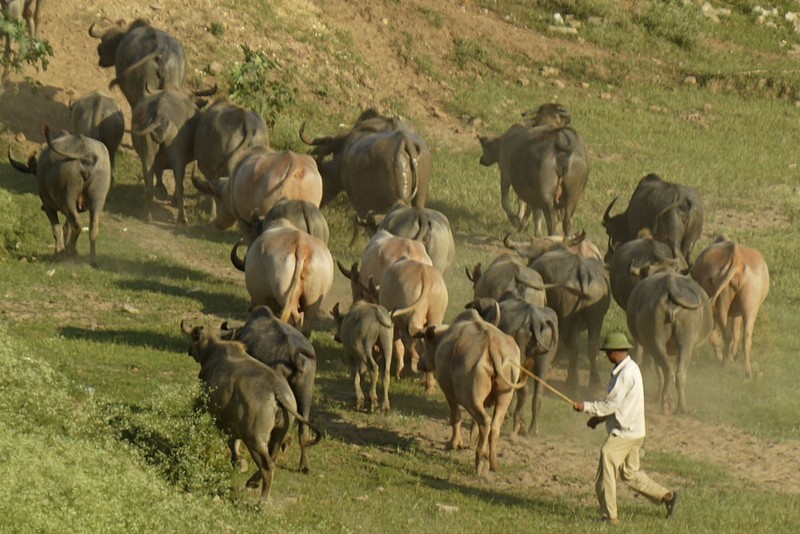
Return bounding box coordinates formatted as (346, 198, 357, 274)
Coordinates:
(436, 503, 459, 513)
(599, 92, 613, 100)
(683, 75, 697, 86)
(540, 66, 559, 77)
(580, 82, 590, 90)
(121, 303, 139, 314)
(547, 25, 578, 35)
(552, 79, 566, 89)
(46, 269, 55, 277)
(517, 77, 530, 87)
(355, 495, 369, 501)
(14, 132, 26, 143)
(207, 61, 223, 76)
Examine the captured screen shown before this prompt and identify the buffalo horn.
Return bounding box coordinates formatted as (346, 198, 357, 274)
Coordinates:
(230, 239, 247, 271)
(88, 22, 104, 38)
(7, 147, 33, 174)
(180, 320, 193, 335)
(336, 260, 356, 280)
(602, 197, 618, 224)
(299, 122, 326, 146)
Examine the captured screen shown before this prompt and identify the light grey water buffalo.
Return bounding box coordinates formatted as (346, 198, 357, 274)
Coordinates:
(466, 296, 559, 437)
(606, 231, 687, 312)
(627, 269, 712, 414)
(193, 146, 323, 243)
(69, 91, 124, 174)
(192, 98, 269, 220)
(331, 301, 395, 413)
(130, 89, 199, 224)
(466, 253, 548, 307)
(603, 173, 704, 264)
(8, 126, 110, 266)
(338, 229, 432, 303)
(255, 198, 329, 244)
(530, 248, 610, 392)
(231, 218, 333, 336)
(220, 305, 318, 474)
(419, 308, 525, 477)
(691, 237, 769, 378)
(479, 103, 588, 236)
(89, 18, 186, 109)
(181, 320, 321, 501)
(300, 108, 432, 217)
(379, 258, 448, 387)
(360, 202, 456, 274)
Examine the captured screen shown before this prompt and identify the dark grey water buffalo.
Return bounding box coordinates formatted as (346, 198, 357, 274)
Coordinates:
(8, 126, 110, 266)
(131, 89, 199, 224)
(627, 270, 713, 414)
(603, 173, 704, 264)
(181, 320, 321, 501)
(331, 301, 395, 413)
(466, 253, 548, 307)
(256, 198, 329, 244)
(300, 108, 432, 217)
(69, 91, 124, 173)
(691, 237, 769, 378)
(220, 305, 318, 474)
(419, 308, 524, 477)
(466, 296, 559, 437)
(193, 98, 269, 220)
(192, 146, 323, 242)
(362, 202, 456, 274)
(89, 18, 186, 109)
(231, 219, 333, 336)
(606, 231, 687, 312)
(530, 248, 610, 392)
(479, 103, 588, 236)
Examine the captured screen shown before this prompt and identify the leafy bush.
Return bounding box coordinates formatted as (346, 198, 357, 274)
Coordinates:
(227, 45, 297, 128)
(0, 9, 54, 76)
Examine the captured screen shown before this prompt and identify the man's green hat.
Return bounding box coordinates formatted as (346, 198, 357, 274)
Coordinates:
(600, 332, 633, 351)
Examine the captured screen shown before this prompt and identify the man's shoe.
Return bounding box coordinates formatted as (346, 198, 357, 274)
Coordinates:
(664, 490, 680, 518)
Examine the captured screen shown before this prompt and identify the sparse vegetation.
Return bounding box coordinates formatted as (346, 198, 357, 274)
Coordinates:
(227, 45, 296, 128)
(0, 10, 54, 77)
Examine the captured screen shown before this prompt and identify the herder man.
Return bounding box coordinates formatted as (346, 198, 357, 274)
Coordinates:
(572, 332, 679, 525)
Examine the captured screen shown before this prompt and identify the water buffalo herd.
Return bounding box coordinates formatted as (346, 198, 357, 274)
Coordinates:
(3, 17, 770, 500)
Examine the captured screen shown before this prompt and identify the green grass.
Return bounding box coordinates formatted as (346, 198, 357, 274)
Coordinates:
(2, 0, 800, 531)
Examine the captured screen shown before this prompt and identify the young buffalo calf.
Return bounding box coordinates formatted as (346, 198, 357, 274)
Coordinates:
(332, 301, 394, 413)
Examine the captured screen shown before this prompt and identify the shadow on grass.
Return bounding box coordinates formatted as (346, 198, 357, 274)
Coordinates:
(114, 278, 245, 317)
(100, 254, 220, 283)
(58, 325, 186, 353)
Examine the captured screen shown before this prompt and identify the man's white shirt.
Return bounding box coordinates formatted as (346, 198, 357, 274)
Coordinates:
(583, 356, 647, 439)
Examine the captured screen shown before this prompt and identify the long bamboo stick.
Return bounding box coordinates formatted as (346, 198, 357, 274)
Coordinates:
(510, 361, 576, 405)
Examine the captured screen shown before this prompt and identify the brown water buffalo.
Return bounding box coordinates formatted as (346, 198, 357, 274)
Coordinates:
(89, 18, 186, 109)
(130, 89, 199, 224)
(300, 109, 432, 217)
(379, 258, 448, 385)
(219, 305, 318, 474)
(360, 202, 456, 274)
(331, 301, 395, 413)
(691, 237, 769, 378)
(530, 249, 610, 392)
(8, 126, 111, 266)
(478, 103, 588, 236)
(603, 173, 704, 264)
(68, 91, 124, 176)
(627, 270, 713, 414)
(338, 229, 432, 303)
(503, 230, 603, 263)
(181, 320, 321, 501)
(231, 219, 333, 336)
(466, 253, 548, 307)
(466, 296, 559, 437)
(419, 309, 525, 477)
(193, 146, 323, 243)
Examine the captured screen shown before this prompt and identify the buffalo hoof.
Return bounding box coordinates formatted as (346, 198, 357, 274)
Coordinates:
(154, 183, 170, 202)
(245, 472, 261, 488)
(355, 398, 365, 411)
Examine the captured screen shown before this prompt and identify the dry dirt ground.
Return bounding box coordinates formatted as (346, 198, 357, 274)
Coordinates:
(2, 0, 800, 500)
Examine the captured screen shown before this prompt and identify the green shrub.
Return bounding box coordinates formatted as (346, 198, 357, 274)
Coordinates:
(0, 9, 54, 75)
(227, 45, 297, 129)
